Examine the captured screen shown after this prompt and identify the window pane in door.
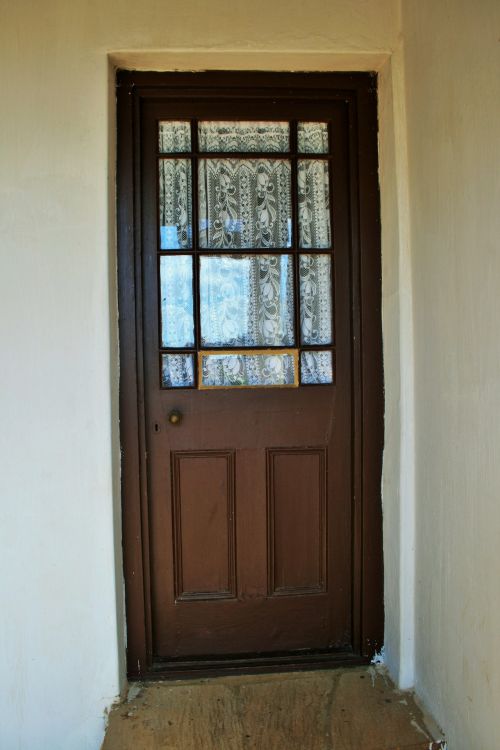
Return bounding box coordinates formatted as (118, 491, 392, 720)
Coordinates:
(299, 254, 333, 345)
(200, 254, 294, 347)
(162, 353, 195, 388)
(198, 159, 292, 249)
(199, 121, 290, 152)
(158, 121, 191, 153)
(160, 255, 194, 348)
(200, 350, 298, 388)
(297, 122, 329, 154)
(159, 159, 192, 249)
(300, 350, 333, 384)
(298, 160, 331, 248)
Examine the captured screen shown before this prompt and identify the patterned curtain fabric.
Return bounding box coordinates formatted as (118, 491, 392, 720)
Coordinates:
(300, 351, 333, 384)
(199, 121, 290, 153)
(162, 353, 195, 388)
(201, 352, 296, 387)
(297, 160, 331, 248)
(159, 159, 193, 249)
(299, 255, 333, 345)
(198, 159, 292, 249)
(159, 121, 192, 153)
(297, 122, 329, 154)
(158, 121, 334, 387)
(200, 254, 294, 347)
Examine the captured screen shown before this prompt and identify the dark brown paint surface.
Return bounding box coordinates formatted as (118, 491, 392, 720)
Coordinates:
(117, 72, 383, 677)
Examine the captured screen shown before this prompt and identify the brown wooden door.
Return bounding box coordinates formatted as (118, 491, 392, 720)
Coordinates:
(118, 73, 384, 677)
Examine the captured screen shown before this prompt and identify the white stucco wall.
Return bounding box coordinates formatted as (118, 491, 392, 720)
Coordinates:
(402, 1, 500, 748)
(0, 3, 404, 748)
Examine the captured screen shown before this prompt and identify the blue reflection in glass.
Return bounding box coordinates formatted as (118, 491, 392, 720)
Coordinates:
(160, 255, 194, 348)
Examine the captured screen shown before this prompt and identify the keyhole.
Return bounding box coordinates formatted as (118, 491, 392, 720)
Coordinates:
(154, 422, 161, 433)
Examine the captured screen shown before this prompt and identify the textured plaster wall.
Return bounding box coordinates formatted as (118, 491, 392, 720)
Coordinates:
(0, 2, 401, 748)
(402, 1, 500, 748)
(378, 39, 415, 689)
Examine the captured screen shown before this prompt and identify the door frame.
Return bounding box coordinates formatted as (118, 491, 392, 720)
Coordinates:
(116, 71, 383, 680)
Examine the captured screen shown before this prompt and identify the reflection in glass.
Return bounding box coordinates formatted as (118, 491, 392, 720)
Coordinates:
(162, 353, 195, 388)
(160, 255, 194, 348)
(200, 255, 294, 347)
(300, 350, 333, 384)
(199, 159, 292, 249)
(158, 121, 191, 153)
(199, 121, 289, 152)
(298, 160, 331, 248)
(159, 159, 192, 249)
(299, 255, 333, 345)
(297, 122, 329, 154)
(200, 351, 297, 388)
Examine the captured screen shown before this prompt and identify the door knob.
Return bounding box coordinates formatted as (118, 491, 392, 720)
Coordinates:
(168, 409, 182, 425)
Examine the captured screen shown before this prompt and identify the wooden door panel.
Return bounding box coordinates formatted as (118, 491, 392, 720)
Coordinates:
(157, 595, 334, 658)
(267, 448, 327, 596)
(171, 450, 236, 601)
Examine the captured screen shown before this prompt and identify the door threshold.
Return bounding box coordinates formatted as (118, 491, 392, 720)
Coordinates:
(146, 650, 369, 681)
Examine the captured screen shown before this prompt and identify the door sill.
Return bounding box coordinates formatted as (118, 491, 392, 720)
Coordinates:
(145, 649, 369, 681)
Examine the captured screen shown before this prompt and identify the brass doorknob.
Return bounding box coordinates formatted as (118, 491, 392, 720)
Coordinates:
(168, 409, 182, 425)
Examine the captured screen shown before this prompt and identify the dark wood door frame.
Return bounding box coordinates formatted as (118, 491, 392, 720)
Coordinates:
(117, 71, 384, 680)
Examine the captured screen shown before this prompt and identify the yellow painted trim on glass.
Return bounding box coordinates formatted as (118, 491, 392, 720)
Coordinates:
(198, 349, 299, 390)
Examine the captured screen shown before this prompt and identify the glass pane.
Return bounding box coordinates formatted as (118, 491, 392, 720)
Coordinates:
(297, 122, 329, 154)
(200, 254, 294, 347)
(199, 121, 289, 152)
(200, 351, 297, 388)
(162, 353, 195, 388)
(159, 159, 192, 249)
(298, 160, 331, 248)
(199, 159, 292, 249)
(158, 121, 191, 153)
(160, 255, 194, 348)
(300, 350, 333, 384)
(299, 254, 333, 345)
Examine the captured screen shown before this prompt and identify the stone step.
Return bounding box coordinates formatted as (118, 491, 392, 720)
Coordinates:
(102, 666, 446, 749)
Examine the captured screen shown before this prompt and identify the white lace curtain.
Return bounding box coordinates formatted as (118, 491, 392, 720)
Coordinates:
(200, 254, 294, 347)
(201, 352, 296, 387)
(158, 120, 334, 387)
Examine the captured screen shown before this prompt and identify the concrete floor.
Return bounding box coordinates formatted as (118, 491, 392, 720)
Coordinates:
(102, 666, 446, 750)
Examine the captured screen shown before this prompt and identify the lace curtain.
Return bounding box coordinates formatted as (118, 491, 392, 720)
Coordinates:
(159, 159, 192, 249)
(159, 121, 192, 153)
(297, 122, 329, 154)
(159, 120, 329, 155)
(162, 353, 195, 388)
(201, 352, 296, 387)
(297, 160, 331, 248)
(299, 255, 333, 345)
(199, 121, 290, 153)
(199, 159, 292, 249)
(158, 121, 334, 387)
(300, 351, 333, 384)
(200, 254, 294, 347)
(159, 162, 330, 253)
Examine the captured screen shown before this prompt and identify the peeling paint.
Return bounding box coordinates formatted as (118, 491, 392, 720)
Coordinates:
(410, 717, 429, 738)
(371, 645, 386, 665)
